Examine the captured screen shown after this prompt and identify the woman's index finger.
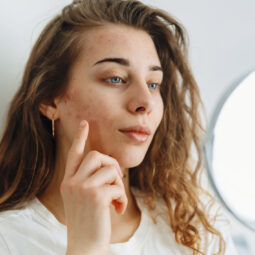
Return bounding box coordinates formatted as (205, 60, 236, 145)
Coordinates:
(64, 120, 89, 179)
(74, 120, 89, 154)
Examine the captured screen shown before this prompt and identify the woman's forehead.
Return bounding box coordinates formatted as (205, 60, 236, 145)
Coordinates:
(77, 24, 161, 67)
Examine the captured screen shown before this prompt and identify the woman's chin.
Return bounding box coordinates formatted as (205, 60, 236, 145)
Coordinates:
(114, 151, 146, 169)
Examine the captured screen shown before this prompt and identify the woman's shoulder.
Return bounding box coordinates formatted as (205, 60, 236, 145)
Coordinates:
(0, 199, 46, 240)
(0, 198, 67, 255)
(0, 201, 36, 253)
(0, 197, 66, 230)
(0, 202, 31, 226)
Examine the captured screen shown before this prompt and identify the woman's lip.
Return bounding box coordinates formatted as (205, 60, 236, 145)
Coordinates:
(119, 130, 149, 143)
(119, 126, 151, 135)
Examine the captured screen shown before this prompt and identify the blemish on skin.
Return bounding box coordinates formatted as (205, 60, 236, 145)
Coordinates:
(63, 93, 72, 104)
(63, 90, 81, 106)
(75, 114, 81, 120)
(65, 93, 73, 101)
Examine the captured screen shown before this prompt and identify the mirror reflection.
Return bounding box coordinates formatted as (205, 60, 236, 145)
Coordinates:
(204, 70, 255, 231)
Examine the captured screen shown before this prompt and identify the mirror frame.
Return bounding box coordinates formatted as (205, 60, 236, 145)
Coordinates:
(203, 70, 255, 232)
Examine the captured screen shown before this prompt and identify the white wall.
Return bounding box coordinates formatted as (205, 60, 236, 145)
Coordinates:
(1, 0, 255, 253)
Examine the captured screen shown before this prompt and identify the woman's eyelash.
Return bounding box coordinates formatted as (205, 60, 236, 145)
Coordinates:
(105, 76, 161, 91)
(105, 76, 124, 84)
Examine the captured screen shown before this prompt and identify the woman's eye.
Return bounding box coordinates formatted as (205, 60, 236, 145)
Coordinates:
(105, 77, 123, 84)
(148, 83, 160, 91)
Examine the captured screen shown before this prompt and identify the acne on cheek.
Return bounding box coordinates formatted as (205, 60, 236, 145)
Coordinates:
(63, 91, 88, 120)
(63, 91, 108, 124)
(80, 105, 112, 134)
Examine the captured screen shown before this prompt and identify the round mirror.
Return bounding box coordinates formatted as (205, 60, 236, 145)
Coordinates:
(204, 70, 255, 231)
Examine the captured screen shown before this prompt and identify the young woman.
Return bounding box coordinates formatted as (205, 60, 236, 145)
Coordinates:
(0, 0, 238, 254)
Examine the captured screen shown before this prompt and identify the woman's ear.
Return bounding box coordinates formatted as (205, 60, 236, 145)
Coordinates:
(39, 98, 60, 120)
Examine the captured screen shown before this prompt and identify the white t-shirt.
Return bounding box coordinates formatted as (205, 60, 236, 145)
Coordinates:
(0, 188, 238, 255)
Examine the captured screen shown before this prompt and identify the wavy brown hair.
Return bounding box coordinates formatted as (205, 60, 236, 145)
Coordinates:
(0, 0, 225, 254)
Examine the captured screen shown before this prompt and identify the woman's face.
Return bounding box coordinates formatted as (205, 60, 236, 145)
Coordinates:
(55, 24, 164, 168)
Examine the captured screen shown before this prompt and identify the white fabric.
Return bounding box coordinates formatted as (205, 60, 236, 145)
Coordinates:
(0, 188, 238, 255)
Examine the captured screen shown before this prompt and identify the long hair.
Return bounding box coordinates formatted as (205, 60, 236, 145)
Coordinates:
(0, 0, 224, 254)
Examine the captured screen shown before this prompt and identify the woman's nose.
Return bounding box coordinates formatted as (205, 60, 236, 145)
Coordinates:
(126, 81, 156, 114)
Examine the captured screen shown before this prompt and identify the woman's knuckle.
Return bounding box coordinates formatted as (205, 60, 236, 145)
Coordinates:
(88, 150, 100, 159)
(113, 158, 119, 166)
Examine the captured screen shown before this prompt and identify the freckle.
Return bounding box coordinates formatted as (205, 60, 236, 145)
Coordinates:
(75, 114, 81, 119)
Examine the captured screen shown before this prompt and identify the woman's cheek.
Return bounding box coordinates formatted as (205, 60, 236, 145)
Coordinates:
(62, 91, 94, 122)
(84, 115, 114, 153)
(62, 89, 114, 137)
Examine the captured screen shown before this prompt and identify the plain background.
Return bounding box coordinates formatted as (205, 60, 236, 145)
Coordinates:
(0, 0, 255, 253)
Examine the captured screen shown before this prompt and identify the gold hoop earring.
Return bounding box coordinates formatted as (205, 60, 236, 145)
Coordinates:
(52, 118, 55, 137)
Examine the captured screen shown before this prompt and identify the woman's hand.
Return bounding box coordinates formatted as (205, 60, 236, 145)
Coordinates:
(60, 120, 128, 255)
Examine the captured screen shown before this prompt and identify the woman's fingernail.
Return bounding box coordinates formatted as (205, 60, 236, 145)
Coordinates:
(80, 120, 86, 128)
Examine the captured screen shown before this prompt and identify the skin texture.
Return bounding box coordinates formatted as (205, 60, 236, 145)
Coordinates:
(39, 24, 164, 254)
(56, 25, 164, 168)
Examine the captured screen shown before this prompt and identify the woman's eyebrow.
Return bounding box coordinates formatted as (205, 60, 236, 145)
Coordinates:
(93, 57, 162, 72)
(94, 58, 129, 66)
